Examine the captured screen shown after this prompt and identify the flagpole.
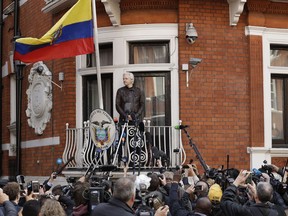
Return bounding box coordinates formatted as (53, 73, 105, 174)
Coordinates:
(92, 0, 104, 109)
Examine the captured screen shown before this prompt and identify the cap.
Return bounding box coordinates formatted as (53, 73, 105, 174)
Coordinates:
(208, 183, 222, 203)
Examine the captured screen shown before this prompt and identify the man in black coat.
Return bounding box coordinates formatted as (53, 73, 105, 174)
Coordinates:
(91, 176, 169, 216)
(91, 177, 136, 216)
(116, 72, 144, 124)
(220, 169, 286, 216)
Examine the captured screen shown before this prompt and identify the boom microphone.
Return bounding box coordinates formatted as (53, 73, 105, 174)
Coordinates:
(174, 125, 189, 130)
(55, 156, 75, 175)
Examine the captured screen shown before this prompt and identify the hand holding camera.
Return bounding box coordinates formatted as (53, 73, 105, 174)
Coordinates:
(233, 170, 251, 187)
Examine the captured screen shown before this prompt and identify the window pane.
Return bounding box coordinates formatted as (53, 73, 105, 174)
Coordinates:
(134, 74, 168, 126)
(83, 74, 113, 120)
(130, 42, 169, 64)
(270, 44, 288, 67)
(271, 78, 284, 140)
(87, 43, 113, 67)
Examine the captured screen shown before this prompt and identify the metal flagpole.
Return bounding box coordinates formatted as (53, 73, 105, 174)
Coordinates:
(91, 0, 103, 109)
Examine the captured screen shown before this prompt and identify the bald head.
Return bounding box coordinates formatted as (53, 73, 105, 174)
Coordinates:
(195, 197, 212, 215)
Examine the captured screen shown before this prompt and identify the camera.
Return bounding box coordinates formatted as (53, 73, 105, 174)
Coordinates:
(31, 181, 40, 194)
(89, 187, 104, 211)
(189, 58, 202, 67)
(186, 35, 198, 44)
(194, 185, 203, 192)
(186, 23, 198, 44)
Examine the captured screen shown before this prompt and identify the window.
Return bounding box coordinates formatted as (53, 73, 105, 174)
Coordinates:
(82, 74, 113, 121)
(271, 76, 285, 146)
(129, 41, 170, 64)
(270, 45, 288, 147)
(87, 43, 113, 67)
(129, 41, 171, 126)
(134, 72, 171, 126)
(270, 44, 288, 67)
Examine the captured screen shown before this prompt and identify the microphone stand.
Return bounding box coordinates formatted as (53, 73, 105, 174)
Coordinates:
(182, 128, 210, 175)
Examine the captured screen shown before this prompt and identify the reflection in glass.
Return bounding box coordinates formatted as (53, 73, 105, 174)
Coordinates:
(271, 78, 284, 140)
(270, 45, 288, 67)
(134, 76, 166, 126)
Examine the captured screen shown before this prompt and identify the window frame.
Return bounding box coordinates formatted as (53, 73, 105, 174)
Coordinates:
(75, 24, 179, 129)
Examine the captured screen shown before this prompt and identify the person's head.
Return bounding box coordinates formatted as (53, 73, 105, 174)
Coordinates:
(72, 181, 90, 207)
(113, 177, 136, 207)
(123, 72, 134, 87)
(208, 183, 222, 204)
(147, 173, 160, 191)
(195, 181, 209, 198)
(22, 199, 41, 216)
(256, 182, 273, 203)
(3, 182, 20, 202)
(52, 185, 63, 196)
(195, 197, 212, 215)
(39, 199, 66, 216)
(163, 171, 174, 184)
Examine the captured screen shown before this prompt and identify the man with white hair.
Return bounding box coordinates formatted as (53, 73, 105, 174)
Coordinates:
(116, 72, 144, 124)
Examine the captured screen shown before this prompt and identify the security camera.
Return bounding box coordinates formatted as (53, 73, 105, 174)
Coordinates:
(186, 36, 198, 44)
(186, 23, 198, 44)
(189, 58, 202, 67)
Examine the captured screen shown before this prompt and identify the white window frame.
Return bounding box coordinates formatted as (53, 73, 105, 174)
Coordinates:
(75, 24, 179, 128)
(246, 26, 288, 169)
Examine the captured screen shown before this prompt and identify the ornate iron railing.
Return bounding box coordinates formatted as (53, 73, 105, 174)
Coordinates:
(62, 121, 186, 171)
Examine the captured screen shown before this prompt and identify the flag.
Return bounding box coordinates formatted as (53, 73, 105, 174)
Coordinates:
(14, 0, 94, 63)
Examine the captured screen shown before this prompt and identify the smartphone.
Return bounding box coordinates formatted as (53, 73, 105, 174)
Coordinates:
(16, 175, 25, 190)
(245, 172, 252, 184)
(194, 185, 203, 192)
(31, 181, 40, 194)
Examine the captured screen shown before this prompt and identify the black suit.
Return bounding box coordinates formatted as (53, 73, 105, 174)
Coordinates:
(91, 197, 134, 216)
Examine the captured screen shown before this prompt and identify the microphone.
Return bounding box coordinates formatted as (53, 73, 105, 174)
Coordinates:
(252, 168, 262, 176)
(174, 125, 189, 130)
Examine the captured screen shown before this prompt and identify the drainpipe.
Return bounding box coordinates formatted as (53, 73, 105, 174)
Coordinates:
(0, 0, 3, 177)
(14, 0, 22, 176)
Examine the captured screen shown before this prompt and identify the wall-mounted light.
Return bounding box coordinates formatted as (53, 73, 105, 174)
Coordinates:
(186, 23, 198, 44)
(182, 57, 202, 87)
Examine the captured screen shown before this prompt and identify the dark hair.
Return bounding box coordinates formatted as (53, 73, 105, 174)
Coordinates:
(52, 185, 63, 196)
(22, 200, 41, 216)
(147, 173, 160, 191)
(3, 182, 20, 201)
(72, 181, 90, 207)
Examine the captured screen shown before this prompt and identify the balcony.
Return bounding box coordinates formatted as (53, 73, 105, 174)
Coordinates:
(62, 121, 186, 177)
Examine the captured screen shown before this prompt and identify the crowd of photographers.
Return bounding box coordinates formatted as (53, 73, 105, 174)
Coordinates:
(0, 160, 288, 216)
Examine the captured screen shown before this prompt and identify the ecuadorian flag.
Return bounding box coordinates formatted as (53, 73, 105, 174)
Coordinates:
(14, 0, 94, 63)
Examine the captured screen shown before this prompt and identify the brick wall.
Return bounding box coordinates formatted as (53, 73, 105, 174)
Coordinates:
(178, 0, 251, 171)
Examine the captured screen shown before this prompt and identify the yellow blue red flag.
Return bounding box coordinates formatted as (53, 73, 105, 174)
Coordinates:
(14, 0, 94, 63)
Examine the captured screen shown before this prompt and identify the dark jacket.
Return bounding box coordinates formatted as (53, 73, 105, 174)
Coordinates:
(220, 184, 286, 216)
(168, 183, 204, 216)
(91, 197, 134, 216)
(116, 86, 144, 122)
(0, 201, 18, 216)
